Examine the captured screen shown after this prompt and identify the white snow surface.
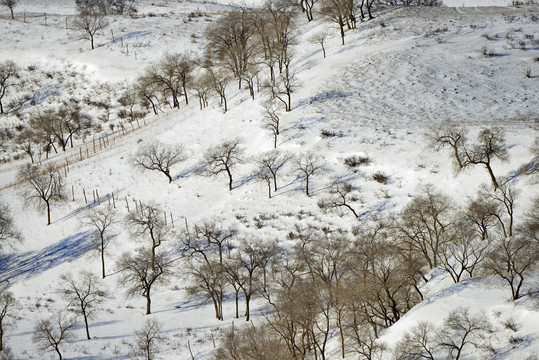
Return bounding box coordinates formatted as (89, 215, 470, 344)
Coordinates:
(0, 0, 538, 359)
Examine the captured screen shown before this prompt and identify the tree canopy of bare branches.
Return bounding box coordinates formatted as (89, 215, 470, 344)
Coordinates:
(294, 152, 325, 196)
(60, 271, 104, 340)
(117, 248, 171, 315)
(133, 142, 185, 183)
(125, 202, 169, 270)
(72, 13, 109, 50)
(200, 138, 245, 191)
(131, 318, 166, 360)
(395, 186, 454, 269)
(206, 10, 258, 89)
(81, 207, 117, 278)
(0, 291, 18, 352)
(0, 60, 19, 114)
(32, 314, 75, 360)
(18, 164, 65, 225)
(0, 201, 21, 254)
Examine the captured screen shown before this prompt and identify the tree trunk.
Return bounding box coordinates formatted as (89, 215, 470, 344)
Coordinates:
(165, 171, 172, 183)
(485, 163, 499, 190)
(340, 21, 345, 45)
(46, 200, 51, 226)
(305, 175, 310, 197)
(55, 346, 63, 360)
(145, 293, 151, 315)
(10, 8, 14, 20)
(183, 84, 189, 105)
(101, 237, 106, 279)
(235, 290, 239, 318)
(83, 311, 91, 340)
(244, 292, 251, 321)
(0, 324, 3, 351)
(226, 167, 233, 191)
(91, 36, 94, 50)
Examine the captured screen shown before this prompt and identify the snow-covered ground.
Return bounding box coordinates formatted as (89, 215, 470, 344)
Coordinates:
(0, 0, 538, 359)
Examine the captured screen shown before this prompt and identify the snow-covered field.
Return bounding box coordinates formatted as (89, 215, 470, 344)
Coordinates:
(0, 0, 538, 359)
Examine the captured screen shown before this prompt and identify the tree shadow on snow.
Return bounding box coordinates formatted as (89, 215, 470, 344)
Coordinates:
(0, 230, 95, 288)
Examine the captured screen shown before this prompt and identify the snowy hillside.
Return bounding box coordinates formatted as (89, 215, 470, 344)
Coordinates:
(0, 0, 538, 359)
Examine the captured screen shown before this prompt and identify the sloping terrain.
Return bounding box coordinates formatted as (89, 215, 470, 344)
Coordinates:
(0, 1, 537, 359)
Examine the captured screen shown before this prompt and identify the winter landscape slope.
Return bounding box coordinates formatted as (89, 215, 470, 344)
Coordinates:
(0, 0, 538, 359)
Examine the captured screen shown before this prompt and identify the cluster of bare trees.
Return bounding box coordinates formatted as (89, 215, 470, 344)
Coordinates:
(75, 0, 136, 15)
(431, 123, 509, 191)
(132, 136, 326, 196)
(209, 182, 537, 359)
(13, 104, 94, 164)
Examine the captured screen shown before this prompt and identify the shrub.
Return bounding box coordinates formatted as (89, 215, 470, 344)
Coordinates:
(372, 171, 389, 184)
(344, 155, 371, 168)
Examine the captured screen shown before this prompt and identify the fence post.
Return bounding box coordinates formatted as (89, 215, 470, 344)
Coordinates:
(83, 188, 88, 204)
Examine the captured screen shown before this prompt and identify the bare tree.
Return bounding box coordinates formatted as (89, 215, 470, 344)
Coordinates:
(180, 219, 235, 320)
(294, 152, 325, 196)
(318, 181, 360, 218)
(437, 223, 489, 283)
(261, 101, 282, 148)
(464, 195, 500, 240)
(192, 72, 212, 110)
(321, 0, 348, 45)
(393, 321, 436, 360)
(0, 201, 21, 254)
(72, 13, 109, 50)
(206, 10, 258, 89)
(148, 54, 188, 109)
(436, 307, 492, 360)
(133, 141, 185, 184)
(0, 60, 19, 114)
(0, 291, 18, 352)
(200, 138, 245, 191)
(395, 186, 454, 269)
(485, 235, 538, 300)
(429, 121, 467, 171)
(32, 315, 75, 360)
(60, 271, 104, 340)
(15, 128, 37, 164)
(264, 61, 296, 112)
(301, 0, 318, 21)
(50, 105, 93, 151)
(1, 0, 16, 19)
(117, 89, 145, 125)
(125, 203, 169, 270)
(81, 207, 117, 279)
(117, 248, 170, 315)
(462, 128, 508, 191)
(235, 239, 278, 321)
(206, 65, 232, 112)
(309, 31, 328, 58)
(213, 323, 292, 360)
(76, 0, 137, 15)
(481, 182, 518, 238)
(131, 318, 165, 360)
(256, 150, 291, 193)
(135, 73, 162, 115)
(18, 164, 65, 226)
(185, 257, 227, 321)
